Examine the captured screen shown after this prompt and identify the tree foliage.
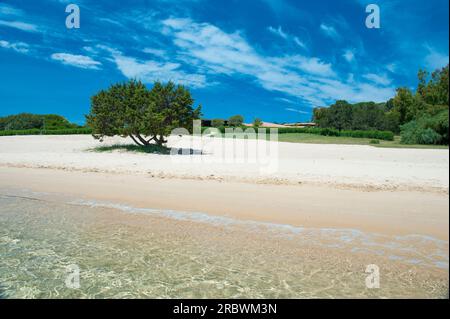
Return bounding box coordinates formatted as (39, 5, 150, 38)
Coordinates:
(253, 118, 263, 128)
(313, 64, 449, 145)
(397, 65, 449, 144)
(211, 119, 225, 127)
(228, 115, 244, 127)
(86, 79, 201, 146)
(313, 101, 394, 132)
(0, 113, 79, 131)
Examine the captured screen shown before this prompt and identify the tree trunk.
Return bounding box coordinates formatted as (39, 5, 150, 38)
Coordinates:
(129, 135, 144, 146)
(156, 135, 167, 146)
(136, 134, 151, 146)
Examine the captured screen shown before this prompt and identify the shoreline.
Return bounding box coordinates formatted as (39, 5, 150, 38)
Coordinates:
(1, 166, 448, 241)
(1, 193, 447, 298)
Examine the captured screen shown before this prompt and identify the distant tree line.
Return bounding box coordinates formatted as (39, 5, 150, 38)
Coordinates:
(313, 101, 398, 132)
(313, 65, 449, 145)
(210, 115, 245, 128)
(0, 113, 80, 131)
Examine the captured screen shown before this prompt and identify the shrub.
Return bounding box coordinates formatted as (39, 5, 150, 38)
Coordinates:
(339, 130, 394, 141)
(320, 128, 340, 136)
(211, 119, 225, 127)
(0, 113, 79, 131)
(370, 139, 380, 144)
(204, 126, 395, 141)
(401, 123, 443, 145)
(0, 128, 92, 136)
(400, 110, 448, 145)
(228, 115, 244, 127)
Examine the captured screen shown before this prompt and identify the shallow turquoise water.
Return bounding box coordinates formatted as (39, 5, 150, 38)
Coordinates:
(0, 190, 448, 299)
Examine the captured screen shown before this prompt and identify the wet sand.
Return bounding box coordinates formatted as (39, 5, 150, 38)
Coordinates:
(0, 167, 448, 240)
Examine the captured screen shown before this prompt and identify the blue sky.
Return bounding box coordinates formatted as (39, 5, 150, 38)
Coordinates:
(0, 0, 448, 124)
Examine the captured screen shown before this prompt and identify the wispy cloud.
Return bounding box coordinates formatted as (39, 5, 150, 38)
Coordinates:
(424, 45, 449, 70)
(0, 20, 39, 32)
(293, 37, 307, 50)
(0, 3, 24, 16)
(267, 25, 307, 50)
(320, 23, 340, 41)
(285, 107, 309, 114)
(267, 26, 287, 39)
(162, 17, 395, 105)
(97, 45, 208, 88)
(51, 53, 102, 70)
(143, 48, 167, 58)
(343, 49, 355, 63)
(363, 73, 392, 86)
(0, 40, 30, 54)
(386, 63, 397, 73)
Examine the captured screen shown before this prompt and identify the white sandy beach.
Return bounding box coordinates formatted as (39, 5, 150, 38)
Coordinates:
(0, 134, 448, 191)
(0, 135, 448, 240)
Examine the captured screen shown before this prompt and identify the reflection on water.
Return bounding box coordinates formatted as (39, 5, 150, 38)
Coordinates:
(0, 191, 448, 299)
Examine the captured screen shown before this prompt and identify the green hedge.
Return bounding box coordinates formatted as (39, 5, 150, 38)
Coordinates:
(201, 126, 394, 141)
(0, 128, 92, 136)
(1, 126, 395, 141)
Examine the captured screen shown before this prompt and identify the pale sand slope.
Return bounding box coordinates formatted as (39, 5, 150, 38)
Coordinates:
(0, 135, 448, 240)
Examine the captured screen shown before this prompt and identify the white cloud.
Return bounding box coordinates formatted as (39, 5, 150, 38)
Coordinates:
(285, 107, 309, 114)
(343, 49, 355, 63)
(0, 40, 29, 54)
(293, 37, 307, 49)
(275, 97, 296, 104)
(0, 4, 24, 16)
(51, 53, 102, 70)
(320, 23, 340, 40)
(424, 45, 449, 70)
(97, 45, 207, 88)
(161, 17, 395, 106)
(362, 73, 392, 86)
(386, 63, 397, 73)
(143, 48, 166, 58)
(267, 26, 287, 39)
(274, 55, 335, 77)
(0, 20, 39, 32)
(82, 46, 100, 55)
(267, 25, 307, 50)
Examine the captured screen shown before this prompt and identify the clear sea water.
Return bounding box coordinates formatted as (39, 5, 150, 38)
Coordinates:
(0, 189, 448, 299)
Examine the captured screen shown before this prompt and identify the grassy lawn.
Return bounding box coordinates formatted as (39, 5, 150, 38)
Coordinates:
(88, 136, 448, 153)
(278, 133, 449, 149)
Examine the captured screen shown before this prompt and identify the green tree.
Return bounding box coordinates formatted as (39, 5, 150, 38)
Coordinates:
(253, 118, 263, 128)
(325, 100, 353, 131)
(211, 119, 225, 127)
(392, 87, 415, 125)
(228, 114, 244, 127)
(144, 81, 201, 145)
(86, 80, 201, 146)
